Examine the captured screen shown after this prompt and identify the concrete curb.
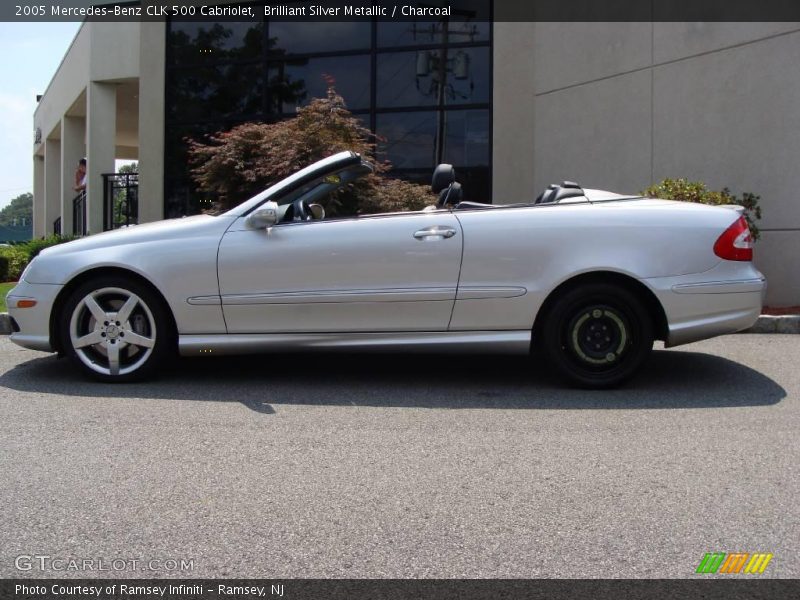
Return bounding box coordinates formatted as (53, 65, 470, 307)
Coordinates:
(743, 314, 800, 334)
(0, 313, 798, 337)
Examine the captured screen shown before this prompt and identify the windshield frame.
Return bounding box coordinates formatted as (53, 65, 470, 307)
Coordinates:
(223, 151, 370, 218)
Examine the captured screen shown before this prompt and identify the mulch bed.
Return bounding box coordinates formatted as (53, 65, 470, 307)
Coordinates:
(763, 306, 800, 315)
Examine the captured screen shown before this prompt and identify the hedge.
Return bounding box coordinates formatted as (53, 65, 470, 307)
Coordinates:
(0, 235, 76, 282)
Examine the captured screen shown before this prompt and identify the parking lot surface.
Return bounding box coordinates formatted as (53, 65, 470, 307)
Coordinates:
(0, 335, 797, 578)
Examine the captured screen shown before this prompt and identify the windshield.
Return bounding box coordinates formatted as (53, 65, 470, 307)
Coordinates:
(223, 151, 368, 218)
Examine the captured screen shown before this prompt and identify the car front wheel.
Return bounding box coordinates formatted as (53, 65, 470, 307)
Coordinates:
(60, 277, 173, 382)
(540, 283, 654, 388)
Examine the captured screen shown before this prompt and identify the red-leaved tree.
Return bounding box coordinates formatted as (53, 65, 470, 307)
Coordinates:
(187, 85, 434, 216)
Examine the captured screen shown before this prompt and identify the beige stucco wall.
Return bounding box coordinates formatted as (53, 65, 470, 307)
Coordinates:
(33, 21, 143, 236)
(493, 22, 800, 306)
(137, 22, 166, 223)
(492, 22, 536, 205)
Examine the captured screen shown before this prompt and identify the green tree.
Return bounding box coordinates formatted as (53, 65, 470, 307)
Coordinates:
(187, 85, 434, 216)
(0, 192, 33, 227)
(111, 163, 138, 228)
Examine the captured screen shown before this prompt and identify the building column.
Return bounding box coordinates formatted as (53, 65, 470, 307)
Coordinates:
(86, 81, 117, 234)
(492, 22, 536, 204)
(44, 138, 61, 236)
(32, 156, 45, 239)
(138, 21, 166, 223)
(61, 115, 85, 235)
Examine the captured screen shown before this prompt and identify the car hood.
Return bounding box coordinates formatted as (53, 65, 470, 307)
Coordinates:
(39, 215, 235, 257)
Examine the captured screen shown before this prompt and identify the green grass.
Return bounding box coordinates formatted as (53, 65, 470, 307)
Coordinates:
(0, 282, 17, 312)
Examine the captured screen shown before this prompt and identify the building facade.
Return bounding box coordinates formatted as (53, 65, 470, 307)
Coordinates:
(32, 9, 800, 305)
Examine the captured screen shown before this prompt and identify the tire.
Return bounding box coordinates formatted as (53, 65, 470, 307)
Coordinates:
(59, 276, 174, 382)
(539, 283, 654, 389)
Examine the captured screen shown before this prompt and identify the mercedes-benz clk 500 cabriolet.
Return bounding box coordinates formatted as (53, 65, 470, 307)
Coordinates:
(6, 152, 766, 387)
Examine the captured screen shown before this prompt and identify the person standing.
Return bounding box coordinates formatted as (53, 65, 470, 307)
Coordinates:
(73, 158, 87, 192)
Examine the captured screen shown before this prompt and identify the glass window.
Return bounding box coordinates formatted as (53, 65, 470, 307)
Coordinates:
(268, 21, 371, 55)
(164, 3, 492, 216)
(165, 122, 253, 217)
(442, 109, 490, 167)
(377, 47, 490, 108)
(446, 20, 491, 44)
(442, 47, 490, 105)
(269, 55, 371, 113)
(376, 112, 438, 169)
(167, 64, 264, 123)
(376, 52, 439, 108)
(377, 21, 441, 48)
(456, 166, 491, 203)
(164, 126, 206, 218)
(169, 22, 263, 66)
(378, 19, 490, 48)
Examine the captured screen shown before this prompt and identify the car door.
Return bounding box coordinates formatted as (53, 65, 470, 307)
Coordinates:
(217, 211, 463, 333)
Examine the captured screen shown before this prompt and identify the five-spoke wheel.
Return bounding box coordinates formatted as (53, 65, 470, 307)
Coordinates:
(61, 277, 172, 381)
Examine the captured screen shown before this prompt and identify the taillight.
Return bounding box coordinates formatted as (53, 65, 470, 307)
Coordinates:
(714, 216, 753, 261)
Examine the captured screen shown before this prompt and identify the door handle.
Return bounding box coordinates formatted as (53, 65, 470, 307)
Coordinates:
(413, 226, 457, 240)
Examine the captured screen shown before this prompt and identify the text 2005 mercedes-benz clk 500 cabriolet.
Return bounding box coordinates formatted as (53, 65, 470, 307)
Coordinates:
(6, 152, 766, 387)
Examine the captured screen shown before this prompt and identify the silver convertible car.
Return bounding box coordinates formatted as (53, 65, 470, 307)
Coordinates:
(7, 152, 766, 387)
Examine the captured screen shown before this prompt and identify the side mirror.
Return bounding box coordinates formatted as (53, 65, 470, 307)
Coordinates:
(246, 201, 279, 229)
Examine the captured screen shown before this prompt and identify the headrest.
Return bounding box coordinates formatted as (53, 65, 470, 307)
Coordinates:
(535, 184, 559, 204)
(432, 164, 455, 193)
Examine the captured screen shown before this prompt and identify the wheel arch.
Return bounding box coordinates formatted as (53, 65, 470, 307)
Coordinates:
(49, 267, 177, 354)
(532, 271, 669, 345)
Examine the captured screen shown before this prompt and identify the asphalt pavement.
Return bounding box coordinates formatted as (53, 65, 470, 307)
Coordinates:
(0, 335, 797, 578)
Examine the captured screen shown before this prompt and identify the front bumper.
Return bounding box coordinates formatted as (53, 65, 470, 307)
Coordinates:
(645, 261, 767, 347)
(6, 280, 63, 352)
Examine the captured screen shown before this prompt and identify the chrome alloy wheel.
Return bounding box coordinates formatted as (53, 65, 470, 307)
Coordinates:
(68, 287, 157, 377)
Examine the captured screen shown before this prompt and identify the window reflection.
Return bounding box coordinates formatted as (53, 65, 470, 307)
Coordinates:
(378, 20, 490, 47)
(169, 22, 263, 65)
(376, 112, 438, 170)
(378, 21, 441, 47)
(164, 123, 225, 217)
(168, 65, 263, 123)
(268, 21, 371, 55)
(443, 110, 490, 167)
(377, 47, 490, 108)
(270, 55, 371, 113)
(165, 0, 493, 215)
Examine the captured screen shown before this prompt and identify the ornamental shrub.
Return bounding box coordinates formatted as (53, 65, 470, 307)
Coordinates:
(0, 235, 76, 281)
(0, 254, 9, 282)
(642, 179, 762, 240)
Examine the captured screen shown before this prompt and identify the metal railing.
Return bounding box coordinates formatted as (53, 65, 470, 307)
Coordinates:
(72, 191, 87, 236)
(53, 216, 61, 236)
(103, 172, 138, 231)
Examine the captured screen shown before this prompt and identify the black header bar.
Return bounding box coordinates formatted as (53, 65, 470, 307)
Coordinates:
(3, 1, 800, 22)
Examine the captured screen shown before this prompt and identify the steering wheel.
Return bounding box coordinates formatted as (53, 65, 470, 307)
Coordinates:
(292, 198, 311, 222)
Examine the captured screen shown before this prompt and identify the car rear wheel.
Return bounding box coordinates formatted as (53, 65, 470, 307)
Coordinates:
(540, 283, 654, 388)
(60, 277, 173, 382)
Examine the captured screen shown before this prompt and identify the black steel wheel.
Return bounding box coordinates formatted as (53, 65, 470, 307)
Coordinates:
(540, 283, 654, 388)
